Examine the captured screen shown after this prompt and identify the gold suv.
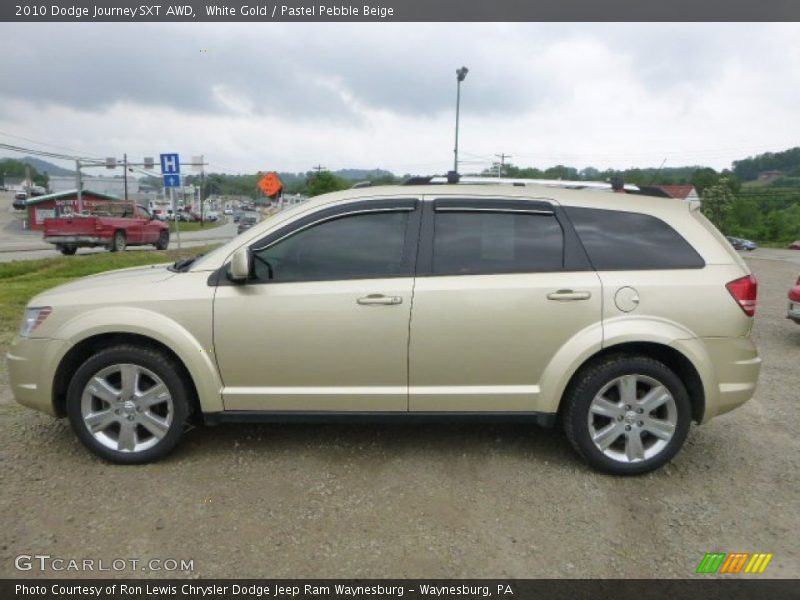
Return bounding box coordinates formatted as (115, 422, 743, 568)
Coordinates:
(7, 183, 761, 474)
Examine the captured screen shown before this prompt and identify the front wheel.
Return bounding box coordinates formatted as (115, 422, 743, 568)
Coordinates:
(66, 346, 191, 464)
(58, 245, 77, 256)
(562, 355, 691, 475)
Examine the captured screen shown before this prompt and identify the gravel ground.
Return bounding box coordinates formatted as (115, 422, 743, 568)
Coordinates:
(0, 258, 798, 579)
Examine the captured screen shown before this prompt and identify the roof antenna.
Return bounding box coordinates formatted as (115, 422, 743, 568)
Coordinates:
(647, 158, 667, 186)
(446, 170, 460, 184)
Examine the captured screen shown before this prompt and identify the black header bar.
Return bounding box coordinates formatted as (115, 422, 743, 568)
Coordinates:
(2, 0, 800, 22)
(3, 579, 799, 600)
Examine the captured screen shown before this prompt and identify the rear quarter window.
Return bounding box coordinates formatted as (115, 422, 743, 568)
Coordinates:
(565, 207, 705, 270)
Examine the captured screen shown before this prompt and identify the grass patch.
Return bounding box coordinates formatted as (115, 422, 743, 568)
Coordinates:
(0, 245, 220, 357)
(169, 219, 226, 233)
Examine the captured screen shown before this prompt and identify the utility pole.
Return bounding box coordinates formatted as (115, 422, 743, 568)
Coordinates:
(494, 153, 512, 178)
(123, 153, 128, 202)
(453, 66, 469, 174)
(313, 164, 325, 174)
(199, 166, 205, 226)
(75, 159, 83, 213)
(171, 186, 181, 251)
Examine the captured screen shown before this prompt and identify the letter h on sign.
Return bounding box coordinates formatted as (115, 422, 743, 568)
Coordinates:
(160, 153, 181, 188)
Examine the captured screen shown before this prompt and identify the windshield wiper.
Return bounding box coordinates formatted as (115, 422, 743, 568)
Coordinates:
(168, 254, 203, 273)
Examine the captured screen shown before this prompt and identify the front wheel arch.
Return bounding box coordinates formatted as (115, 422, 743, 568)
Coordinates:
(52, 333, 199, 420)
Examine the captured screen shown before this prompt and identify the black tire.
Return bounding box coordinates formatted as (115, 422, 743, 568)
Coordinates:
(155, 230, 170, 250)
(562, 355, 691, 475)
(66, 345, 191, 464)
(110, 230, 126, 252)
(60, 245, 77, 256)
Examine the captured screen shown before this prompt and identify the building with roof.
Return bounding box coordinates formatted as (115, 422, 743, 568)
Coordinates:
(24, 189, 128, 230)
(638, 184, 700, 201)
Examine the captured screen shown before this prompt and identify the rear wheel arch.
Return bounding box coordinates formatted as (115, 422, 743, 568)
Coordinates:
(558, 342, 705, 424)
(52, 333, 200, 419)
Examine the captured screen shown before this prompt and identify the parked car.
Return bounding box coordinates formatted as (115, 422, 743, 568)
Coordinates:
(14, 190, 27, 201)
(788, 241, 800, 250)
(237, 215, 258, 234)
(12, 196, 27, 210)
(788, 276, 800, 324)
(42, 205, 170, 254)
(205, 211, 220, 222)
(223, 208, 234, 215)
(233, 210, 245, 223)
(726, 236, 757, 251)
(8, 182, 761, 474)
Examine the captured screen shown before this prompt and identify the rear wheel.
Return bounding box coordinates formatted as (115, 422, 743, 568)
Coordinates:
(155, 230, 169, 250)
(563, 355, 691, 475)
(66, 345, 191, 463)
(110, 230, 126, 252)
(58, 245, 77, 256)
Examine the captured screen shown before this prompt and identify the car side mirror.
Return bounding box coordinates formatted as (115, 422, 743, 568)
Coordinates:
(228, 247, 251, 282)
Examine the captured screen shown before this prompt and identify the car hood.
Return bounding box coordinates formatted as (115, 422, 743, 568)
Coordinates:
(31, 264, 175, 304)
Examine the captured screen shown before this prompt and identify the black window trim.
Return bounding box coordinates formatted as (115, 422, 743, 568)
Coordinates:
(416, 197, 593, 276)
(211, 197, 421, 286)
(251, 206, 415, 254)
(434, 207, 555, 216)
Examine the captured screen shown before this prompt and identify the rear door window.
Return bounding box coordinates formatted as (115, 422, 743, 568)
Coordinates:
(432, 209, 564, 275)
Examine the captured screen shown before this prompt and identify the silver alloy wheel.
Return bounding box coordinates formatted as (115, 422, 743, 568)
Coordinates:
(80, 363, 173, 453)
(587, 374, 678, 463)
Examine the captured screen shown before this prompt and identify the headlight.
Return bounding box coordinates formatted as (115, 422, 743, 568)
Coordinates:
(19, 307, 52, 337)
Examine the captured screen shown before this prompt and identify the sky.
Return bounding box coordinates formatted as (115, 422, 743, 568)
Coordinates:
(1, 22, 800, 178)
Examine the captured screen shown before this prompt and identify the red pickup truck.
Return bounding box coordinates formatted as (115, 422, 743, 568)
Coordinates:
(43, 205, 170, 255)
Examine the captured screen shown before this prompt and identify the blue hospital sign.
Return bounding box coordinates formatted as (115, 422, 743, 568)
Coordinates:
(160, 153, 181, 187)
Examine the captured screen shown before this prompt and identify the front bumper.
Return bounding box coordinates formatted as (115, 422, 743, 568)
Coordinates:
(788, 301, 800, 324)
(7, 336, 70, 416)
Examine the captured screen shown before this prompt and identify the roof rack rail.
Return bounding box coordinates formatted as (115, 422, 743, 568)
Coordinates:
(409, 175, 640, 192)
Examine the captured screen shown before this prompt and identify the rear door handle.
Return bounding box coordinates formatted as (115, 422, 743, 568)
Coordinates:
(357, 294, 403, 306)
(547, 289, 592, 301)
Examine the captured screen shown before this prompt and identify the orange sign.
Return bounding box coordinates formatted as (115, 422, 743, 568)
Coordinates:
(258, 172, 283, 198)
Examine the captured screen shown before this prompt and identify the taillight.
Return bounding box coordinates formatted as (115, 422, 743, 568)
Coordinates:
(726, 275, 758, 317)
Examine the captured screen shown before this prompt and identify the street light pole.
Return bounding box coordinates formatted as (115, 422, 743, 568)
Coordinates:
(453, 66, 469, 174)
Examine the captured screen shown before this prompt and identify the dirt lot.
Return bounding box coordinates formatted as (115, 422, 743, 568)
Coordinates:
(0, 258, 798, 579)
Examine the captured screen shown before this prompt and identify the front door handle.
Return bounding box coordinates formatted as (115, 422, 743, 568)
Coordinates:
(357, 294, 403, 306)
(547, 289, 592, 301)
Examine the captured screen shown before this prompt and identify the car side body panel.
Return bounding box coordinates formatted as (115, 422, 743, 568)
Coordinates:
(408, 271, 603, 412)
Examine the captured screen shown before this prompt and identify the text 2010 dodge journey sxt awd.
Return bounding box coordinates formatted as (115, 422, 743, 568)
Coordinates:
(8, 182, 760, 474)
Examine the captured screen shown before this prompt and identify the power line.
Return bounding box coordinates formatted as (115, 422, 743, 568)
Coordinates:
(0, 142, 103, 164)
